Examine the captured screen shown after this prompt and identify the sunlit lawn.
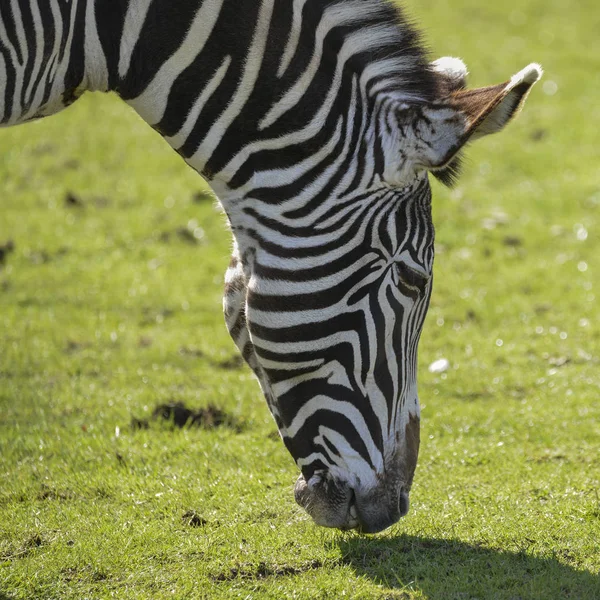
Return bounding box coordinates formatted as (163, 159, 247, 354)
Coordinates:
(1, 0, 599, 598)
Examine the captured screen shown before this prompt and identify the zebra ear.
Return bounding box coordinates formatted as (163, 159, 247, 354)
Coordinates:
(430, 56, 469, 94)
(413, 63, 542, 177)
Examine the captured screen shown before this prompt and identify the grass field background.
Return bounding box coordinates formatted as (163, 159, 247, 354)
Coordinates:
(1, 0, 599, 598)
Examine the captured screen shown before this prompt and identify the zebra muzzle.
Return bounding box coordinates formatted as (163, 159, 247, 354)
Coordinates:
(294, 472, 408, 533)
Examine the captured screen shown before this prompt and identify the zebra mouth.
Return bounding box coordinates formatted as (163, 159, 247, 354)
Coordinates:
(294, 472, 407, 533)
(294, 472, 356, 529)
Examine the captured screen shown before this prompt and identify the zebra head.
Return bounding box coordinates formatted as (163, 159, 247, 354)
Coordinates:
(224, 60, 541, 533)
(0, 0, 541, 534)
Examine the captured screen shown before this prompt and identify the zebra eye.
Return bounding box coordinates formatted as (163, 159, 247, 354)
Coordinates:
(393, 261, 431, 292)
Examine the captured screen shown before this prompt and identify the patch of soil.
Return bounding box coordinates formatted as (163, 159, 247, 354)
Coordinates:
(64, 191, 84, 208)
(503, 235, 523, 247)
(130, 416, 150, 430)
(159, 227, 202, 244)
(530, 128, 547, 142)
(131, 402, 241, 431)
(0, 532, 47, 562)
(92, 196, 111, 208)
(192, 190, 213, 203)
(152, 402, 196, 427)
(177, 227, 200, 244)
(548, 356, 570, 367)
(37, 484, 73, 501)
(153, 402, 232, 428)
(24, 533, 44, 549)
(30, 142, 55, 156)
(212, 560, 323, 582)
(177, 348, 246, 370)
(63, 159, 80, 170)
(140, 306, 175, 326)
(178, 346, 204, 358)
(65, 339, 90, 354)
(182, 510, 208, 527)
(216, 355, 244, 370)
(60, 565, 108, 583)
(25, 249, 51, 265)
(0, 240, 15, 266)
(138, 336, 153, 348)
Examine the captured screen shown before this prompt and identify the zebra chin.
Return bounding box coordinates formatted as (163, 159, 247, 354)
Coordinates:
(294, 471, 410, 534)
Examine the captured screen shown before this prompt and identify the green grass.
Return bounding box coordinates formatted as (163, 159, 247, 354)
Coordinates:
(1, 0, 599, 598)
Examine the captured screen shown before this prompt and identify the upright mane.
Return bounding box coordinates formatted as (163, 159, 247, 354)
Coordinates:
(316, 0, 439, 103)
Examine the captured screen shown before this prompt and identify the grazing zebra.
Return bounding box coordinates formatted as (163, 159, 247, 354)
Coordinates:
(0, 0, 541, 532)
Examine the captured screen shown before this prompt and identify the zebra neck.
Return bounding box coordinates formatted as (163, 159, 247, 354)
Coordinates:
(0, 0, 110, 125)
(115, 0, 436, 201)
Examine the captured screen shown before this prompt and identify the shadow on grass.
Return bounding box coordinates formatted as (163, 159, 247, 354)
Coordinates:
(339, 535, 599, 599)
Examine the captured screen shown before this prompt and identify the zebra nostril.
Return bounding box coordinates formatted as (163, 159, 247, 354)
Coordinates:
(351, 486, 410, 533)
(294, 474, 310, 509)
(399, 489, 410, 517)
(348, 489, 358, 518)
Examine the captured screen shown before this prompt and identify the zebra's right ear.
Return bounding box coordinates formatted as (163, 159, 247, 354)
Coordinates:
(409, 63, 542, 183)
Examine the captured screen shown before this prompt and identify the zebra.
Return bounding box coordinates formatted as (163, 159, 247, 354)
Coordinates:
(0, 0, 541, 533)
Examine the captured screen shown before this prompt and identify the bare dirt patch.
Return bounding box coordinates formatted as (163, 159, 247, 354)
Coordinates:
(0, 239, 15, 266)
(0, 532, 48, 562)
(182, 510, 208, 527)
(178, 347, 244, 370)
(216, 355, 244, 370)
(64, 191, 84, 208)
(37, 484, 73, 501)
(192, 190, 214, 204)
(131, 402, 241, 431)
(212, 560, 324, 582)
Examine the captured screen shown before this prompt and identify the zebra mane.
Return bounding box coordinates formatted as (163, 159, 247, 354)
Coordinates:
(318, 0, 440, 104)
(338, 0, 469, 188)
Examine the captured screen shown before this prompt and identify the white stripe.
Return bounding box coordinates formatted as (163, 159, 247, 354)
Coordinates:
(297, 452, 333, 470)
(85, 0, 108, 91)
(253, 329, 360, 357)
(1, 0, 25, 123)
(277, 0, 308, 78)
(217, 28, 391, 190)
(286, 398, 383, 471)
(28, 0, 62, 117)
(48, 0, 78, 108)
(24, 0, 44, 106)
(239, 202, 374, 264)
(129, 0, 225, 126)
(320, 429, 380, 488)
(118, 0, 154, 79)
(260, 1, 386, 130)
(244, 116, 344, 190)
(272, 360, 360, 400)
(0, 54, 5, 121)
(188, 0, 274, 169)
(165, 55, 231, 149)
